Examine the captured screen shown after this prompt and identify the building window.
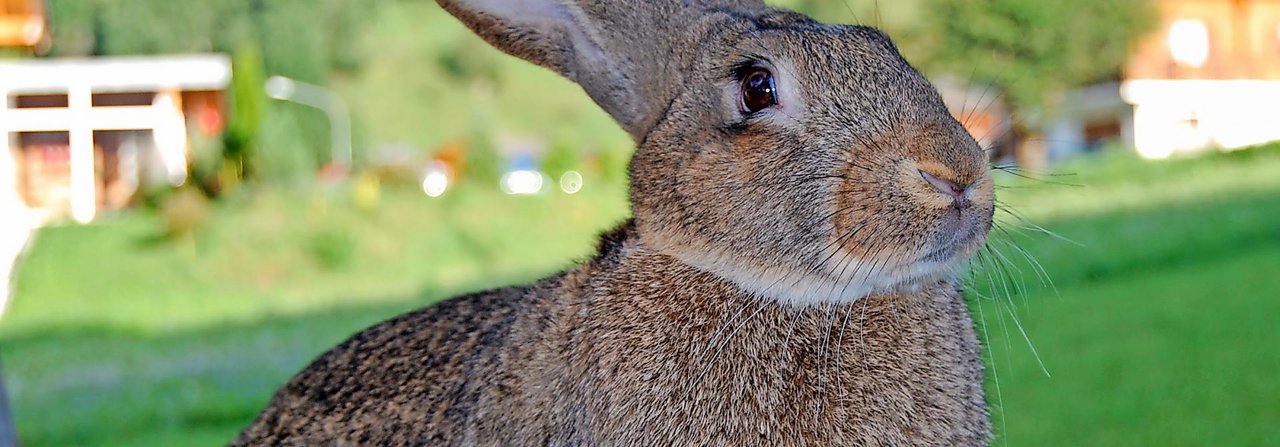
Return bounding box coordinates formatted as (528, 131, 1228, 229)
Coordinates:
(1169, 19, 1210, 68)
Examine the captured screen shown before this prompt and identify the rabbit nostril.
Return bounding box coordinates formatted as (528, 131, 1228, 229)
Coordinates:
(920, 170, 968, 199)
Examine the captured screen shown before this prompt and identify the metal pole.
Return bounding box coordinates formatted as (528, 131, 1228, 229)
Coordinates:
(264, 76, 353, 169)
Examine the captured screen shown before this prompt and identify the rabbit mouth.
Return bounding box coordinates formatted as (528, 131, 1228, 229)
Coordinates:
(919, 244, 959, 263)
(922, 215, 988, 264)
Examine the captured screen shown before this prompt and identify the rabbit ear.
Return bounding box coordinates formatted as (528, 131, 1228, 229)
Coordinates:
(436, 0, 762, 139)
(435, 0, 597, 76)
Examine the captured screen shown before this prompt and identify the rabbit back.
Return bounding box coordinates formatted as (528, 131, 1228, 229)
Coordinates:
(230, 283, 540, 445)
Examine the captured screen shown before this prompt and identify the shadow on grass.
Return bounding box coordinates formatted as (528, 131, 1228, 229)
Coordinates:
(0, 271, 540, 447)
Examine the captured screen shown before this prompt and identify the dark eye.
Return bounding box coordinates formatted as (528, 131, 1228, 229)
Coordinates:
(740, 68, 778, 113)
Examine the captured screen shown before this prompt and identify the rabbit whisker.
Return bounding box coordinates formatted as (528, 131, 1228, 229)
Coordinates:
(979, 246, 1016, 358)
(984, 233, 1031, 307)
(967, 282, 1007, 446)
(975, 241, 1051, 378)
(991, 225, 1056, 294)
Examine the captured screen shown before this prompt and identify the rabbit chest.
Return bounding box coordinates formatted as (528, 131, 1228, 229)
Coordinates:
(498, 249, 991, 446)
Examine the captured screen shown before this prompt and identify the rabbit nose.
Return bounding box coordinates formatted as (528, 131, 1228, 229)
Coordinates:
(919, 170, 972, 206)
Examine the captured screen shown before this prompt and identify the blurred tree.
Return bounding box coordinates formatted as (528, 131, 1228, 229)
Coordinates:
(254, 0, 330, 83)
(225, 42, 267, 180)
(782, 0, 925, 28)
(94, 0, 223, 55)
(46, 0, 381, 76)
(436, 35, 502, 87)
(906, 0, 1157, 167)
(42, 0, 389, 182)
(258, 102, 323, 183)
(45, 0, 97, 56)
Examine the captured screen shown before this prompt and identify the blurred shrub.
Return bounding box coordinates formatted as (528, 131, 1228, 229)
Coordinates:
(160, 187, 212, 241)
(224, 42, 267, 180)
(309, 228, 356, 270)
(257, 103, 322, 183)
(189, 129, 228, 196)
(436, 35, 501, 86)
(460, 133, 502, 190)
(541, 141, 580, 179)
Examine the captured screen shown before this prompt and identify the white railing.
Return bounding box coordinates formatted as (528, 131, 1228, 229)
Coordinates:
(0, 55, 231, 223)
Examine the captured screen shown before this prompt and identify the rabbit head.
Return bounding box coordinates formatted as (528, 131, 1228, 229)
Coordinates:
(437, 0, 994, 306)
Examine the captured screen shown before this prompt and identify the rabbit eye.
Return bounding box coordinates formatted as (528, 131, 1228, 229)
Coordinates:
(740, 68, 778, 113)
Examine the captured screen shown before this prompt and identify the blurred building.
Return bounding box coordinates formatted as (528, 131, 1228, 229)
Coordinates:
(1121, 0, 1280, 159)
(2, 1, 233, 225)
(1045, 0, 1280, 161)
(0, 56, 232, 223)
(0, 0, 47, 52)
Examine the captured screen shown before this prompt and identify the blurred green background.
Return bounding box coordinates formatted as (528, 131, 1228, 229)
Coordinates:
(2, 1, 1278, 446)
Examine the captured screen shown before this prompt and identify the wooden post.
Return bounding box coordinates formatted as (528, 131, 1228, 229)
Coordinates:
(152, 89, 189, 186)
(68, 84, 95, 223)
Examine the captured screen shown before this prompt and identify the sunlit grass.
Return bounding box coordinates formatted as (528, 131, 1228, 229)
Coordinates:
(2, 181, 629, 446)
(972, 145, 1280, 446)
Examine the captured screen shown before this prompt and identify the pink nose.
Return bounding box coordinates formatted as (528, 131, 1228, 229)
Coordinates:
(920, 170, 970, 200)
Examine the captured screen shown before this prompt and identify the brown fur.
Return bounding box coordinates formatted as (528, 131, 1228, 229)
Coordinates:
(235, 0, 993, 445)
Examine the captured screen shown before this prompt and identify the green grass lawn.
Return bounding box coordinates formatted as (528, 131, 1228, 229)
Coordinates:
(973, 147, 1280, 446)
(3, 146, 1280, 446)
(2, 181, 631, 446)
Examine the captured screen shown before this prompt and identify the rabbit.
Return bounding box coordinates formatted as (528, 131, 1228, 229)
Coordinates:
(233, 0, 995, 445)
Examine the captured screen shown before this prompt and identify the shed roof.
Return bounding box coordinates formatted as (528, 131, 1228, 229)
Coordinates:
(0, 54, 232, 94)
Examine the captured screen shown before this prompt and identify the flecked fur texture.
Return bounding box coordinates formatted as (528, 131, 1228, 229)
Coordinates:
(235, 0, 994, 445)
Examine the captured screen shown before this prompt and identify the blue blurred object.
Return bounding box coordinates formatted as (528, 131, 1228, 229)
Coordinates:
(508, 153, 540, 172)
(502, 153, 547, 195)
